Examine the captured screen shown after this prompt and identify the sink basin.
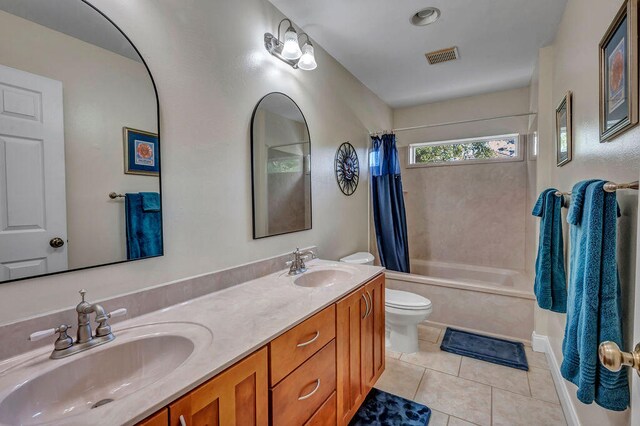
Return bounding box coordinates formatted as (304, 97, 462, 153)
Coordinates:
(294, 268, 353, 288)
(0, 322, 212, 425)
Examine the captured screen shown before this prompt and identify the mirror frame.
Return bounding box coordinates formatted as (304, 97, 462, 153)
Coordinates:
(250, 92, 312, 239)
(3, 0, 162, 284)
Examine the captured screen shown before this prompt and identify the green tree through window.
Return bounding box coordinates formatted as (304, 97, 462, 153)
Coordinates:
(411, 134, 519, 165)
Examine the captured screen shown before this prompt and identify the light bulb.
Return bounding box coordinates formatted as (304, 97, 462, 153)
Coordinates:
(298, 43, 317, 71)
(282, 27, 302, 60)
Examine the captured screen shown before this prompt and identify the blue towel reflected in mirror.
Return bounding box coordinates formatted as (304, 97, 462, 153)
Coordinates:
(125, 192, 163, 260)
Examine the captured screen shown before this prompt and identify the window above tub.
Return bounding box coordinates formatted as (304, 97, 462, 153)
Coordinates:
(408, 133, 523, 167)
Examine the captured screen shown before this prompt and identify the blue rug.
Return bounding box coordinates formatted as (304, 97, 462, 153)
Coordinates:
(440, 328, 528, 371)
(350, 388, 431, 426)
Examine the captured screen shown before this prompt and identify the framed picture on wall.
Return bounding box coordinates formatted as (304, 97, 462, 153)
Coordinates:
(123, 127, 159, 176)
(599, 0, 638, 142)
(556, 92, 572, 167)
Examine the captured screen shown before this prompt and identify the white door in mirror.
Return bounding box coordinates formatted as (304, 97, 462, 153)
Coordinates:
(0, 64, 67, 281)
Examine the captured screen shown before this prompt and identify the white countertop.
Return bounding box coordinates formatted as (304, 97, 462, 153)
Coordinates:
(0, 260, 384, 426)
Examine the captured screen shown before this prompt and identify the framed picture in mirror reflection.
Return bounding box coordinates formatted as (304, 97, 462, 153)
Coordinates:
(599, 0, 638, 142)
(556, 91, 572, 167)
(124, 127, 159, 176)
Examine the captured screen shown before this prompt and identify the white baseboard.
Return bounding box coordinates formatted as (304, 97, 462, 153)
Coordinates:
(531, 332, 580, 426)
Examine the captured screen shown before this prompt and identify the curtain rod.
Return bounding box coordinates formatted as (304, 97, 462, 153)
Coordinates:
(369, 112, 537, 136)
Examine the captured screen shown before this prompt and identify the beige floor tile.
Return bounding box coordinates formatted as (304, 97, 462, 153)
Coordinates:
(493, 388, 566, 426)
(375, 357, 425, 400)
(414, 370, 492, 426)
(427, 409, 449, 426)
(525, 347, 550, 370)
(528, 367, 559, 404)
(418, 324, 442, 343)
(448, 417, 478, 426)
(386, 347, 402, 359)
(400, 340, 462, 376)
(458, 358, 530, 396)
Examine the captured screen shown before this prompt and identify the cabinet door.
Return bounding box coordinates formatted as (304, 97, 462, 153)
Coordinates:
(336, 287, 366, 426)
(137, 408, 168, 426)
(169, 347, 268, 426)
(362, 274, 385, 391)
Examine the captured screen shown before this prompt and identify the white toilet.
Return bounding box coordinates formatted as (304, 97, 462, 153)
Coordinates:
(339, 252, 433, 354)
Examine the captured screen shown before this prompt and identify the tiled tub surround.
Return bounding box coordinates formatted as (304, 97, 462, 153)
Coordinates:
(0, 248, 317, 362)
(386, 259, 534, 342)
(0, 259, 384, 425)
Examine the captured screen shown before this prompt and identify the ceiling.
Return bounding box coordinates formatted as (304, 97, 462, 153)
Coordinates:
(268, 0, 567, 108)
(0, 0, 141, 62)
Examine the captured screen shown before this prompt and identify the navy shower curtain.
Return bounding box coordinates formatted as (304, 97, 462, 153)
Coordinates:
(370, 134, 410, 273)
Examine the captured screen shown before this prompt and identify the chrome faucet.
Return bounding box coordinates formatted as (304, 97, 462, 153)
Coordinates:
(29, 289, 127, 359)
(287, 248, 317, 275)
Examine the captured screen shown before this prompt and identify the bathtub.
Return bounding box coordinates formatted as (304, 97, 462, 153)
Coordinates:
(385, 259, 535, 343)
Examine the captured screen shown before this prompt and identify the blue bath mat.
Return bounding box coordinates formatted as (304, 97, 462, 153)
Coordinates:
(349, 388, 431, 426)
(440, 328, 529, 371)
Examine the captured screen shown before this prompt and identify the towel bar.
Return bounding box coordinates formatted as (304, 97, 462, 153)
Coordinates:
(109, 192, 125, 199)
(603, 181, 639, 193)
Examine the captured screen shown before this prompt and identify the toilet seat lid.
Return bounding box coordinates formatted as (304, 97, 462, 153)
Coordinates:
(340, 252, 374, 264)
(385, 289, 432, 310)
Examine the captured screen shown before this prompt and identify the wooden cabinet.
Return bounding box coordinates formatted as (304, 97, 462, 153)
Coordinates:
(362, 274, 385, 391)
(336, 274, 385, 425)
(135, 274, 384, 426)
(168, 347, 268, 426)
(137, 409, 168, 426)
(271, 340, 336, 426)
(269, 305, 336, 386)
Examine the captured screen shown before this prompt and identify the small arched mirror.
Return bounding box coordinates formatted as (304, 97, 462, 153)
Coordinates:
(251, 93, 311, 239)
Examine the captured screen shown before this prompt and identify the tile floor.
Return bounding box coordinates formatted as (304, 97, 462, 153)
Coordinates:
(375, 325, 567, 426)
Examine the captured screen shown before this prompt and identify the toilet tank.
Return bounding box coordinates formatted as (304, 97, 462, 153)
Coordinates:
(340, 252, 375, 265)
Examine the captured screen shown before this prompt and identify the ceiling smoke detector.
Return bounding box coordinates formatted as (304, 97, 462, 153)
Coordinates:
(425, 46, 459, 65)
(411, 7, 441, 26)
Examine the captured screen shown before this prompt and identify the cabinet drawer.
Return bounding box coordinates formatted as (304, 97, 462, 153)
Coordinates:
(270, 305, 336, 385)
(271, 340, 337, 426)
(304, 392, 337, 426)
(136, 408, 168, 426)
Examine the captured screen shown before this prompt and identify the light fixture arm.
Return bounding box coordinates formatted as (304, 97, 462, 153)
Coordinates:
(298, 33, 312, 46)
(277, 18, 293, 41)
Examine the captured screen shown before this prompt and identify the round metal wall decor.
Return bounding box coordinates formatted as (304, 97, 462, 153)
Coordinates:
(335, 142, 359, 196)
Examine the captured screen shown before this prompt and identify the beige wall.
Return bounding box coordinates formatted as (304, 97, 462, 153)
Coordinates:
(0, 0, 392, 325)
(389, 87, 535, 271)
(0, 10, 158, 270)
(534, 0, 640, 424)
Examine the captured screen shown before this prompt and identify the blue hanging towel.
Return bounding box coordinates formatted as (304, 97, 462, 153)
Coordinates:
(532, 188, 567, 313)
(125, 192, 163, 260)
(560, 180, 629, 411)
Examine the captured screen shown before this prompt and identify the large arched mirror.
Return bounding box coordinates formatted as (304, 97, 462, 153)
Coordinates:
(251, 93, 311, 239)
(0, 0, 162, 283)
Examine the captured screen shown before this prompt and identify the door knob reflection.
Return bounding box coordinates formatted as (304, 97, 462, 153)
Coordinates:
(49, 237, 65, 248)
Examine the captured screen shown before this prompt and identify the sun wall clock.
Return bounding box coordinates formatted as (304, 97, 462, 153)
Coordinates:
(335, 142, 359, 196)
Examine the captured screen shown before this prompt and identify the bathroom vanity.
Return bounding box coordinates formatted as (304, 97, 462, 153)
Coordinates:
(137, 272, 385, 426)
(0, 261, 384, 426)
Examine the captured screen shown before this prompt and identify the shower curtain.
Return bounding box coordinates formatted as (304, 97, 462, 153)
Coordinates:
(370, 134, 410, 273)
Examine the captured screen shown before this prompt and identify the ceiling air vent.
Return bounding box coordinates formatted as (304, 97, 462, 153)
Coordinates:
(425, 46, 459, 65)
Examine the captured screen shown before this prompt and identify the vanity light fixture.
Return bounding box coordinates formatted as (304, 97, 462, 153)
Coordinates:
(265, 19, 318, 70)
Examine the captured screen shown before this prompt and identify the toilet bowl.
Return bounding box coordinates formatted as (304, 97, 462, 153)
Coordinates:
(385, 288, 432, 354)
(339, 252, 433, 354)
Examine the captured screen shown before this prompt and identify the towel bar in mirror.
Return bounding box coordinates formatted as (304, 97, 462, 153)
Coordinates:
(598, 341, 640, 376)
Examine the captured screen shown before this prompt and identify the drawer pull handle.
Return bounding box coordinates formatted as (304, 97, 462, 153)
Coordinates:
(297, 330, 320, 347)
(362, 293, 370, 319)
(365, 291, 373, 318)
(179, 415, 187, 426)
(298, 379, 321, 400)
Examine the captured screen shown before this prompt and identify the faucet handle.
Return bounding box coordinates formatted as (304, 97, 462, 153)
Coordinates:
(79, 289, 87, 302)
(108, 308, 127, 319)
(29, 324, 72, 342)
